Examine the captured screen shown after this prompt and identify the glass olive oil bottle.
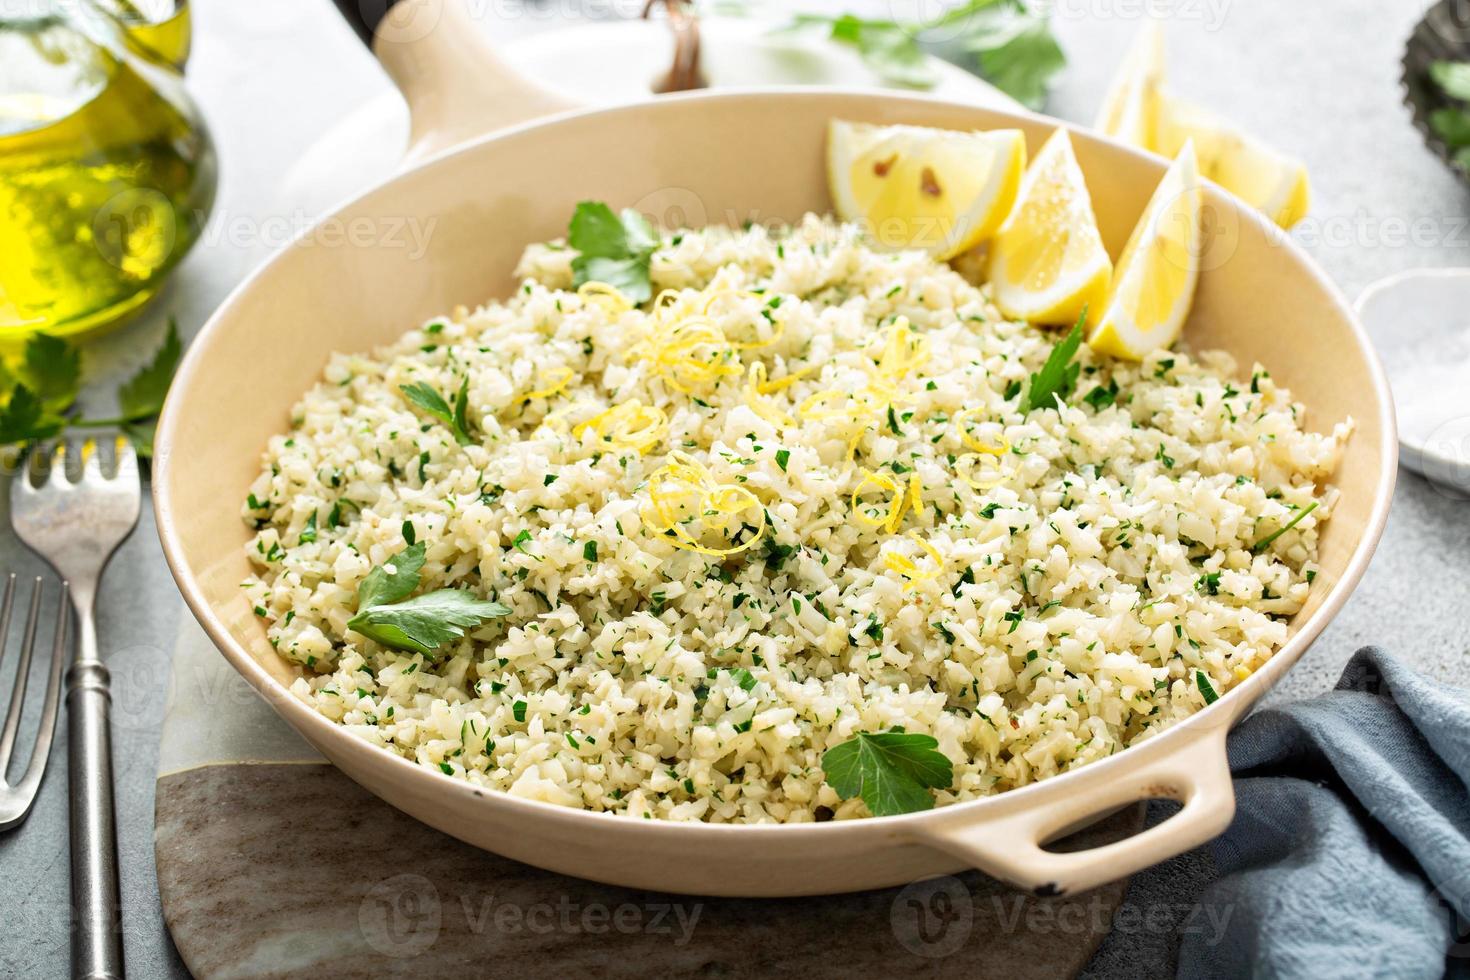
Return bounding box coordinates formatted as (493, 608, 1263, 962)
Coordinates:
(0, 0, 215, 344)
(93, 0, 192, 68)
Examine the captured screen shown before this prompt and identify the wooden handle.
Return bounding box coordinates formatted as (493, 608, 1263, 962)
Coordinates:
(332, 0, 581, 165)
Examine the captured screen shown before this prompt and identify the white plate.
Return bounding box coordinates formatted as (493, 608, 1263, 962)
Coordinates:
(1356, 268, 1470, 496)
(278, 17, 1018, 218)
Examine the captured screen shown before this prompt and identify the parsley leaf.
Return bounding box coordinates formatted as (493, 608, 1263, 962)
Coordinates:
(1196, 670, 1220, 705)
(1431, 60, 1470, 101)
(0, 320, 184, 457)
(834, 14, 936, 87)
(1428, 62, 1470, 160)
(348, 590, 511, 657)
(347, 542, 510, 656)
(952, 4, 1067, 112)
(779, 0, 1065, 110)
(400, 379, 473, 446)
(21, 333, 82, 409)
(0, 385, 66, 444)
(568, 201, 658, 303)
(1431, 107, 1470, 148)
(117, 317, 183, 420)
(1021, 311, 1085, 413)
(821, 731, 953, 816)
(355, 541, 426, 608)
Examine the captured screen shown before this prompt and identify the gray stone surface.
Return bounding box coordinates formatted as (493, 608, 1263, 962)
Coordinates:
(1, 0, 1466, 977)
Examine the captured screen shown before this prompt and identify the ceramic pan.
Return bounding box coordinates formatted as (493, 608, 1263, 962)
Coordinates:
(154, 0, 1396, 897)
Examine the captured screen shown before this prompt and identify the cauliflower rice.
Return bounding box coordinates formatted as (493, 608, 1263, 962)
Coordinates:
(243, 215, 1349, 823)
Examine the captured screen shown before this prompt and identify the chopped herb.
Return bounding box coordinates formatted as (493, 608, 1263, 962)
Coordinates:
(1251, 501, 1319, 553)
(299, 512, 318, 545)
(953, 567, 976, 597)
(775, 448, 791, 471)
(583, 541, 598, 562)
(513, 700, 528, 723)
(1196, 671, 1220, 705)
(1021, 312, 1085, 413)
(1083, 378, 1119, 412)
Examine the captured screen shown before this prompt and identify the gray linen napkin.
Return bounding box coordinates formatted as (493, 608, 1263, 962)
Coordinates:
(1178, 647, 1470, 979)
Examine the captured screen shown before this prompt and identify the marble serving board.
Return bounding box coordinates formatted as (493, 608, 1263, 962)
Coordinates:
(156, 619, 1144, 980)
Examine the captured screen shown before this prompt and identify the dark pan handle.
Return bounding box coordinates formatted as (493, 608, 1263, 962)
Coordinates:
(324, 0, 579, 163)
(332, 0, 402, 47)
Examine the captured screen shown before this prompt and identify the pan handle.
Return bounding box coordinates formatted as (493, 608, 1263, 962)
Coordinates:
(908, 726, 1235, 896)
(331, 0, 580, 164)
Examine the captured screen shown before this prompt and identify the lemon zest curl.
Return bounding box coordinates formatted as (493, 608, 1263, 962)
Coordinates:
(642, 451, 767, 556)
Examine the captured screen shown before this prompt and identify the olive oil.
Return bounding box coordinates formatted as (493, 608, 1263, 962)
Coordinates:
(95, 0, 192, 68)
(0, 2, 215, 344)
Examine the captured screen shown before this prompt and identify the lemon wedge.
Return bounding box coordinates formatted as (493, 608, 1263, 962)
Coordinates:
(1153, 94, 1311, 229)
(988, 128, 1113, 328)
(1093, 21, 1165, 149)
(1093, 24, 1309, 229)
(827, 120, 1026, 260)
(1088, 142, 1202, 360)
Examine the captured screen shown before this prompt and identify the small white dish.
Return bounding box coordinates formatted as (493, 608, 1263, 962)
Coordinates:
(1356, 268, 1470, 496)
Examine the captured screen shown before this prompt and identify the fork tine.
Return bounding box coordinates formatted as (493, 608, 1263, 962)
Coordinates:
(114, 437, 139, 482)
(0, 574, 14, 672)
(10, 582, 68, 812)
(80, 439, 105, 484)
(23, 445, 47, 490)
(0, 578, 43, 777)
(36, 441, 68, 489)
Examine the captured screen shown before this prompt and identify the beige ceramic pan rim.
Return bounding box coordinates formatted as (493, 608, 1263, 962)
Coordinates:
(154, 2, 1396, 899)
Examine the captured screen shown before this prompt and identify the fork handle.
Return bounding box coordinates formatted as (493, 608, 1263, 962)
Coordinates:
(67, 616, 124, 980)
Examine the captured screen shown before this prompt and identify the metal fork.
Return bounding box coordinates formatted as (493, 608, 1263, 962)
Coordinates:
(12, 440, 141, 980)
(0, 574, 70, 829)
